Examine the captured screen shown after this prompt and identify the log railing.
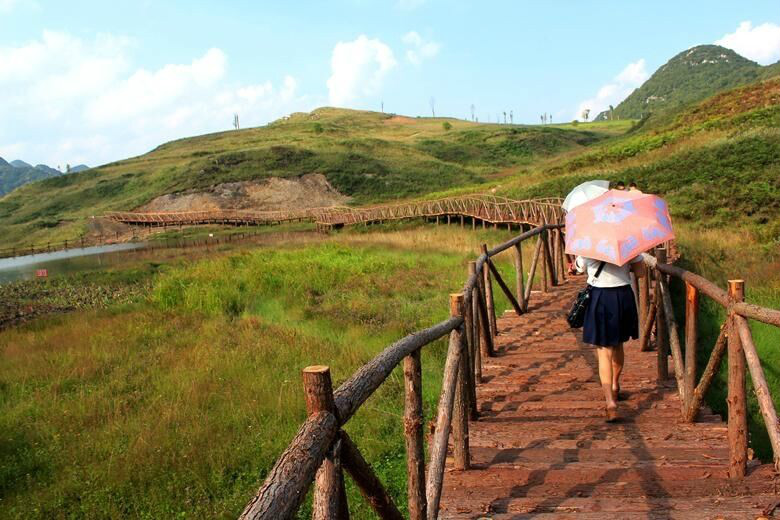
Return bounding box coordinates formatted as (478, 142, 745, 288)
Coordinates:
(640, 247, 780, 476)
(240, 223, 566, 520)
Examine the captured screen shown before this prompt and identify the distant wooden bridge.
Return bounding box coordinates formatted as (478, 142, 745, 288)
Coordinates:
(104, 195, 566, 231)
(238, 225, 780, 519)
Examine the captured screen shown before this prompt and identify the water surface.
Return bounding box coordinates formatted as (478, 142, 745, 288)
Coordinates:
(0, 243, 146, 284)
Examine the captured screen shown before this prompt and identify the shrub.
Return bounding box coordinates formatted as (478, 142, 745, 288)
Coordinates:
(442, 121, 452, 131)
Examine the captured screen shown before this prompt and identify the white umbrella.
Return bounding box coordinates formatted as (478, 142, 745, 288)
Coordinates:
(562, 180, 610, 212)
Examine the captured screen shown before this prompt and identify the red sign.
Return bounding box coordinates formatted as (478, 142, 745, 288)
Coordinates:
(36, 269, 48, 278)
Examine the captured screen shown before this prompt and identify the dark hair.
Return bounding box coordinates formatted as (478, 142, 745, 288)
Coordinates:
(629, 181, 637, 188)
(615, 181, 626, 189)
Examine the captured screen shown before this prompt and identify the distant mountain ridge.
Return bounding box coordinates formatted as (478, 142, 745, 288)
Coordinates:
(596, 45, 779, 121)
(0, 158, 89, 197)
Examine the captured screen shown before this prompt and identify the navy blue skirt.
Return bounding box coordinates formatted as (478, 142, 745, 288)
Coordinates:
(583, 285, 638, 347)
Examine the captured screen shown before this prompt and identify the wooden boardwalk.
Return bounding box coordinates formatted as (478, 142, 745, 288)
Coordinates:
(439, 278, 778, 519)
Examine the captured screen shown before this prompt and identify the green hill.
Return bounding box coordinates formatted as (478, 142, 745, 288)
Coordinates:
(504, 76, 780, 239)
(596, 45, 773, 122)
(0, 109, 609, 248)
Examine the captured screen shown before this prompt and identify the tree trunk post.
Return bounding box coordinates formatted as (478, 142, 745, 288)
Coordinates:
(469, 262, 483, 382)
(557, 229, 567, 282)
(403, 351, 426, 520)
(524, 234, 543, 306)
(546, 229, 557, 286)
(481, 245, 498, 337)
(540, 234, 549, 292)
(475, 272, 495, 357)
(303, 366, 347, 519)
(513, 243, 526, 312)
(639, 273, 651, 351)
(727, 279, 747, 479)
(463, 266, 478, 418)
(684, 282, 699, 416)
(655, 249, 669, 382)
(450, 294, 470, 471)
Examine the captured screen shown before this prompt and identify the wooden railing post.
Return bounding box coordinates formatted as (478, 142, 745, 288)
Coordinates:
(556, 228, 567, 282)
(480, 245, 498, 337)
(426, 298, 468, 518)
(513, 243, 526, 312)
(638, 272, 651, 351)
(542, 229, 557, 287)
(655, 248, 669, 382)
(684, 282, 699, 417)
(524, 234, 544, 305)
(727, 279, 747, 479)
(463, 266, 478, 417)
(303, 366, 348, 519)
(450, 294, 470, 471)
(403, 351, 426, 520)
(468, 262, 483, 382)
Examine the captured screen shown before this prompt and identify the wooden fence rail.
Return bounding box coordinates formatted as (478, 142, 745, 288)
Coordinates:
(239, 223, 565, 520)
(640, 250, 780, 475)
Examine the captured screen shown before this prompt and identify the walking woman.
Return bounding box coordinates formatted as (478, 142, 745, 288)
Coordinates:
(576, 255, 646, 422)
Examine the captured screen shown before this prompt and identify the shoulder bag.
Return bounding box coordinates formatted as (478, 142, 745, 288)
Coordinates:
(566, 261, 605, 329)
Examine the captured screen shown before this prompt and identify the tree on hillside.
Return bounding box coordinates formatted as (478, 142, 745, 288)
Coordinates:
(581, 108, 590, 122)
(609, 104, 614, 120)
(503, 111, 506, 124)
(429, 97, 436, 117)
(66, 164, 71, 173)
(233, 113, 240, 130)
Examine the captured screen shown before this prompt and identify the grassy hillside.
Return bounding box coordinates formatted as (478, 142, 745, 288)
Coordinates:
(501, 76, 780, 239)
(596, 45, 769, 122)
(0, 109, 605, 248)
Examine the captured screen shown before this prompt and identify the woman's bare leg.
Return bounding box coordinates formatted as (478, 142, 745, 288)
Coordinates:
(612, 343, 625, 398)
(597, 347, 617, 410)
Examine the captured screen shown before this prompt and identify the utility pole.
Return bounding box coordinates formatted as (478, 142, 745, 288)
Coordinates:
(429, 97, 435, 117)
(510, 110, 513, 124)
(381, 101, 384, 113)
(233, 113, 240, 130)
(470, 104, 475, 121)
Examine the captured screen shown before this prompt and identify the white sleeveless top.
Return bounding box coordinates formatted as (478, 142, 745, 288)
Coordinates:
(575, 255, 644, 288)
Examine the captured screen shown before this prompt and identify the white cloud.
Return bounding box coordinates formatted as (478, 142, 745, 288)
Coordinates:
(402, 31, 440, 65)
(0, 31, 311, 167)
(575, 59, 648, 121)
(715, 21, 780, 65)
(326, 35, 396, 106)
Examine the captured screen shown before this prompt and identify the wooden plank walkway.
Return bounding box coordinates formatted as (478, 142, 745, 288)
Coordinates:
(439, 277, 778, 519)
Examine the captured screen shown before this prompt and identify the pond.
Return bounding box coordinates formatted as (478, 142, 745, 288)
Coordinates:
(0, 243, 147, 284)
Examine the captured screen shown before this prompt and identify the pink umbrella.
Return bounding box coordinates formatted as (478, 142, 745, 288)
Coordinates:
(564, 189, 674, 266)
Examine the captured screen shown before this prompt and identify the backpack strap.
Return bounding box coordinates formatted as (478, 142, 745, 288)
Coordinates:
(594, 261, 606, 279)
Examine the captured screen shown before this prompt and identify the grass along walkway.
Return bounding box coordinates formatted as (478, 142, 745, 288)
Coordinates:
(0, 224, 529, 519)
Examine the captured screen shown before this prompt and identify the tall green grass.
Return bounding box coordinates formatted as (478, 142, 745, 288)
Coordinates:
(0, 226, 526, 519)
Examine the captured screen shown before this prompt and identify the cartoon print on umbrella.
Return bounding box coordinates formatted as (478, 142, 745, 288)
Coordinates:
(592, 199, 636, 225)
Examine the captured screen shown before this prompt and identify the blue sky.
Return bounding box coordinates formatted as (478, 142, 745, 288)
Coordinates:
(1, 0, 779, 167)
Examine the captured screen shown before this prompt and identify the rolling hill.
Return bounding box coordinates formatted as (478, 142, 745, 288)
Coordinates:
(503, 76, 780, 240)
(596, 45, 777, 122)
(0, 110, 610, 247)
